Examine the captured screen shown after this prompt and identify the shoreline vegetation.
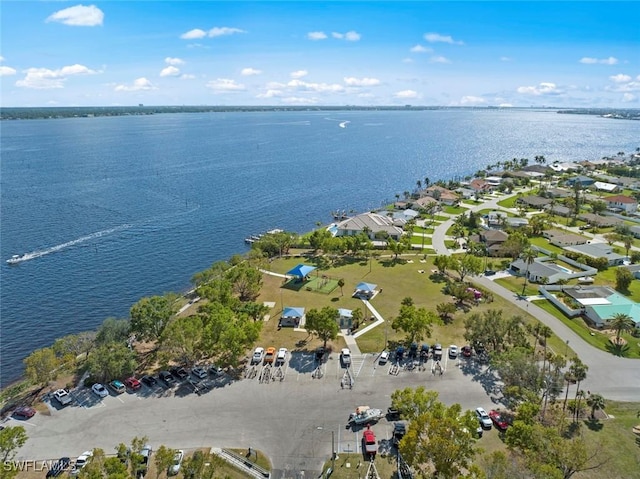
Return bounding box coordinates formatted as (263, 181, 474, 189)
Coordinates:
(3, 146, 640, 478)
(1, 105, 639, 121)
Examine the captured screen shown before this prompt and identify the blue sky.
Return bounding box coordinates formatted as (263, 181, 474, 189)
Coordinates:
(1, 1, 638, 107)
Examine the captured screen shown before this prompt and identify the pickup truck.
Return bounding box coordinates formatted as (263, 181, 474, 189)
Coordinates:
(264, 347, 276, 364)
(52, 389, 72, 407)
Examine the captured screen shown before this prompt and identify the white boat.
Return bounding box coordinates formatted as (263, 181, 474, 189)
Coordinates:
(7, 254, 25, 265)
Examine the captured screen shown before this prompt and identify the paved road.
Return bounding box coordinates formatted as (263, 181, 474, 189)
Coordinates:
(12, 352, 502, 477)
(474, 275, 640, 401)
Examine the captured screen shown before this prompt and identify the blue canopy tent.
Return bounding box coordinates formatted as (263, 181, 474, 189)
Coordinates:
(286, 264, 316, 280)
(280, 306, 305, 327)
(354, 282, 377, 298)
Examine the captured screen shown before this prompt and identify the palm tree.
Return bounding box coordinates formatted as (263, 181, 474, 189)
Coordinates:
(416, 179, 422, 190)
(623, 235, 633, 259)
(424, 177, 430, 188)
(337, 278, 345, 296)
(570, 359, 588, 421)
(520, 248, 537, 296)
(586, 393, 606, 420)
(607, 312, 635, 346)
(562, 369, 575, 412)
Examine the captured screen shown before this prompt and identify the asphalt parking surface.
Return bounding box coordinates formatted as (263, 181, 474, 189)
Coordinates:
(14, 350, 502, 478)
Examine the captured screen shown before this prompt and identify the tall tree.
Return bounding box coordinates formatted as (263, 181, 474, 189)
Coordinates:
(154, 445, 177, 479)
(586, 393, 606, 420)
(615, 267, 633, 292)
(0, 426, 28, 464)
(391, 298, 437, 344)
(337, 278, 345, 296)
(130, 294, 179, 343)
(23, 347, 60, 386)
(607, 312, 635, 345)
(52, 332, 95, 364)
(86, 342, 137, 382)
(304, 307, 340, 348)
(394, 388, 478, 478)
(95, 317, 131, 346)
(452, 254, 483, 282)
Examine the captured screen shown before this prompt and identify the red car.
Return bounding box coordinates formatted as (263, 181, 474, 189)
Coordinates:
(13, 406, 36, 419)
(461, 345, 472, 358)
(489, 410, 509, 431)
(362, 427, 377, 458)
(124, 377, 142, 390)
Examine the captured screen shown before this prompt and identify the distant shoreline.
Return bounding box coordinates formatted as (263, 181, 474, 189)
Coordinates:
(1, 105, 637, 121)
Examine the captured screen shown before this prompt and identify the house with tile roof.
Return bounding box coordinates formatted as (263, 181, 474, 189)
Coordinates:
(605, 195, 638, 214)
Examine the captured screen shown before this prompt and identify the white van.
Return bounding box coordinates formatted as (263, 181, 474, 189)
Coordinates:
(276, 348, 288, 365)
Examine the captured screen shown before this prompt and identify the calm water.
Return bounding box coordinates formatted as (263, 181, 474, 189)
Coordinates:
(1, 109, 639, 385)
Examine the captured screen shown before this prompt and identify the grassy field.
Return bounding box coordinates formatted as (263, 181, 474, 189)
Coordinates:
(497, 196, 518, 208)
(442, 205, 466, 215)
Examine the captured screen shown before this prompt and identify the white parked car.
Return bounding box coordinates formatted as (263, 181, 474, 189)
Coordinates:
(91, 383, 108, 398)
(70, 451, 93, 476)
(276, 348, 288, 364)
(169, 449, 184, 475)
(252, 347, 265, 364)
(378, 351, 389, 365)
(341, 348, 352, 367)
(448, 345, 458, 359)
(476, 407, 493, 429)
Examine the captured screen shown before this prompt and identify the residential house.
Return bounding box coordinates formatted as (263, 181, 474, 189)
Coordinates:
(411, 195, 440, 211)
(456, 187, 477, 200)
(605, 195, 638, 214)
(592, 181, 620, 193)
(335, 212, 404, 241)
(542, 229, 588, 247)
(467, 229, 508, 256)
(393, 209, 419, 222)
(561, 286, 640, 328)
(563, 243, 626, 266)
(578, 213, 624, 228)
(509, 258, 570, 284)
(517, 195, 552, 209)
(424, 185, 460, 206)
(548, 162, 579, 173)
(546, 187, 571, 198)
(629, 225, 640, 239)
(545, 204, 572, 217)
(566, 175, 595, 188)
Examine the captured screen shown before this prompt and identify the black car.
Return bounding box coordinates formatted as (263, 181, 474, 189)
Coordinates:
(387, 407, 401, 421)
(159, 370, 175, 386)
(315, 347, 326, 362)
(141, 375, 157, 387)
(46, 457, 70, 477)
(170, 367, 189, 381)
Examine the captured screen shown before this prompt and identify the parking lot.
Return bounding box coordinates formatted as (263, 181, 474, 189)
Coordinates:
(14, 349, 502, 479)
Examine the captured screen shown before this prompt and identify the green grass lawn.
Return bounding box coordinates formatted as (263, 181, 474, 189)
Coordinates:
(528, 237, 565, 255)
(442, 205, 466, 214)
(410, 235, 432, 246)
(433, 215, 450, 222)
(497, 196, 518, 208)
(413, 226, 435, 234)
(475, 208, 516, 217)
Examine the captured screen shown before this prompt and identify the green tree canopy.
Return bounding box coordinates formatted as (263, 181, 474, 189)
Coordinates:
(95, 317, 131, 346)
(23, 347, 60, 386)
(130, 294, 179, 343)
(86, 342, 137, 382)
(391, 298, 438, 344)
(0, 426, 28, 465)
(305, 307, 340, 348)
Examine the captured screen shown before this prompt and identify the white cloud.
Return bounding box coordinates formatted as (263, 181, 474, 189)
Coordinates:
(180, 74, 195, 80)
(165, 57, 184, 66)
(623, 93, 636, 102)
(16, 64, 97, 89)
(410, 44, 432, 53)
(517, 82, 562, 96)
(180, 27, 245, 39)
(424, 32, 464, 45)
(181, 29, 207, 39)
(257, 89, 283, 99)
(206, 78, 246, 92)
(241, 67, 262, 76)
(282, 96, 318, 105)
(460, 95, 486, 105)
(307, 31, 328, 40)
(290, 70, 308, 79)
(579, 56, 618, 65)
(160, 66, 180, 77)
(332, 31, 361, 41)
(394, 90, 419, 99)
(46, 4, 104, 27)
(114, 77, 156, 92)
(0, 56, 4, 62)
(208, 27, 246, 37)
(287, 79, 344, 93)
(610, 74, 632, 83)
(500, 56, 511, 62)
(499, 103, 513, 107)
(343, 77, 380, 87)
(0, 66, 17, 76)
(430, 56, 451, 64)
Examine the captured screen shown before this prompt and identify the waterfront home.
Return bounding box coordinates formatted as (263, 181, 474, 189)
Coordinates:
(423, 185, 460, 206)
(335, 212, 404, 241)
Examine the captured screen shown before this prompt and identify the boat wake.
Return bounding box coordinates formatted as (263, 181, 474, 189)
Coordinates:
(7, 224, 132, 265)
(339, 121, 350, 128)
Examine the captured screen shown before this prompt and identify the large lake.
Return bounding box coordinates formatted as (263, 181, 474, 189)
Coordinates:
(1, 109, 639, 385)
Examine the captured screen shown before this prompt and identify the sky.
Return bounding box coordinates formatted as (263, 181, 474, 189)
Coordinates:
(1, 1, 639, 108)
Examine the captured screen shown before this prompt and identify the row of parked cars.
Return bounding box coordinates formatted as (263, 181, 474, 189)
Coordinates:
(251, 346, 288, 365)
